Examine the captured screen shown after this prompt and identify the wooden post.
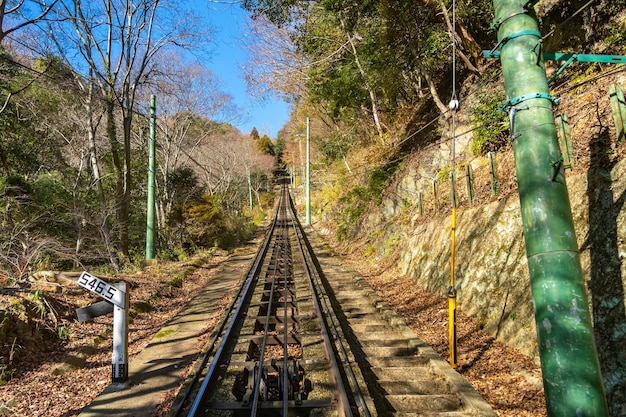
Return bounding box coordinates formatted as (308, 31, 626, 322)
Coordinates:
(609, 83, 626, 144)
(465, 164, 475, 206)
(556, 114, 574, 170)
(488, 151, 498, 197)
(417, 191, 424, 216)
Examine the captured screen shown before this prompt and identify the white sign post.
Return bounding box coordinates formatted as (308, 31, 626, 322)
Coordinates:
(77, 272, 129, 383)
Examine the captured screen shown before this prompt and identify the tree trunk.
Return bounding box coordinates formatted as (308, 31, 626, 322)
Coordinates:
(420, 0, 483, 63)
(119, 112, 132, 256)
(414, 57, 449, 114)
(340, 18, 385, 143)
(438, 0, 481, 74)
(105, 91, 125, 259)
(87, 83, 119, 269)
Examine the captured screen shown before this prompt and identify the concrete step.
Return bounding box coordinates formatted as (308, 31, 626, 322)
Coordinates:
(371, 366, 435, 381)
(378, 380, 450, 395)
(366, 356, 430, 367)
(385, 394, 462, 413)
(362, 345, 415, 357)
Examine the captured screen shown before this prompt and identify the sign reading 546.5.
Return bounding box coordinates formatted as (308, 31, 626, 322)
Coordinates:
(77, 272, 126, 309)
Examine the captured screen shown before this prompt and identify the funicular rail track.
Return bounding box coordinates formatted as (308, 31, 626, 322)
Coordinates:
(174, 179, 496, 417)
(175, 181, 358, 417)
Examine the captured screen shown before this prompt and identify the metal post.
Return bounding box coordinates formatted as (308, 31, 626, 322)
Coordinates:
(145, 95, 156, 260)
(492, 1, 608, 415)
(112, 281, 129, 383)
(448, 170, 457, 369)
(305, 117, 311, 225)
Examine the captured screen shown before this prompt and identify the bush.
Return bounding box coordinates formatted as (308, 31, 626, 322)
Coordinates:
(335, 168, 391, 240)
(469, 85, 508, 155)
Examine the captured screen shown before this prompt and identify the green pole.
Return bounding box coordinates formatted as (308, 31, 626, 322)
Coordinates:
(305, 117, 311, 225)
(145, 95, 156, 260)
(492, 1, 608, 415)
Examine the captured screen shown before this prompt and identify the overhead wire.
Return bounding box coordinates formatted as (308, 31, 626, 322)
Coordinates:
(542, 0, 596, 42)
(317, 0, 614, 188)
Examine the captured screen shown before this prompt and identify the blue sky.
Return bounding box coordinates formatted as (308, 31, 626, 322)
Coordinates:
(201, 2, 291, 138)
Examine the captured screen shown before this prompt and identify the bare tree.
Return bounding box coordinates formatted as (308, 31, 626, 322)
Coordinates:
(241, 15, 307, 101)
(149, 54, 239, 234)
(0, 0, 59, 45)
(50, 0, 210, 256)
(194, 129, 274, 212)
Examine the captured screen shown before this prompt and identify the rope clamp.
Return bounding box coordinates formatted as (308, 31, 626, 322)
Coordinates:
(488, 29, 542, 56)
(447, 286, 457, 298)
(500, 92, 559, 112)
(507, 106, 527, 141)
(551, 158, 564, 181)
(491, 0, 539, 29)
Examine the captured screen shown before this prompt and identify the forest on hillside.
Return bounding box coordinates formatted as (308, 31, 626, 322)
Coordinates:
(0, 1, 279, 279)
(0, 1, 625, 414)
(243, 0, 626, 235)
(0, 0, 624, 281)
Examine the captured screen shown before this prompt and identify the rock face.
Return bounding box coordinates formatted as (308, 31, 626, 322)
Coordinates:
(353, 155, 626, 412)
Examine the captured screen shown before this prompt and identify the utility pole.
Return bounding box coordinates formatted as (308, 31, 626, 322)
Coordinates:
(491, 1, 608, 415)
(145, 95, 156, 261)
(305, 117, 311, 225)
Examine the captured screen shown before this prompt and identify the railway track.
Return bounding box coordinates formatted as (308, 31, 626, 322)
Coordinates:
(172, 180, 496, 417)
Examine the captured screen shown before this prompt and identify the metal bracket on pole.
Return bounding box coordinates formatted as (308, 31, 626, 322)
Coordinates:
(484, 50, 626, 84)
(500, 92, 559, 112)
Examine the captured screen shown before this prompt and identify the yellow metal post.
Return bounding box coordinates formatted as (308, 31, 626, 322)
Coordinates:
(448, 172, 458, 369)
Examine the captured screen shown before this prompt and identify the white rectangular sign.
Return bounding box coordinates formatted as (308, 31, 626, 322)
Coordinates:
(77, 272, 126, 309)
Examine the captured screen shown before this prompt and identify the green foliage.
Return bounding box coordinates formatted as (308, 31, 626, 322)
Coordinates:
(606, 20, 626, 47)
(336, 168, 391, 240)
(167, 167, 205, 207)
(469, 88, 508, 155)
(318, 130, 354, 163)
(436, 166, 452, 183)
(367, 168, 391, 204)
(274, 137, 286, 161)
(177, 194, 256, 250)
(382, 234, 401, 257)
(257, 134, 275, 156)
(250, 127, 260, 141)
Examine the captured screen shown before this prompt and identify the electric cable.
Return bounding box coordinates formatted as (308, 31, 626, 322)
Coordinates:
(542, 0, 596, 42)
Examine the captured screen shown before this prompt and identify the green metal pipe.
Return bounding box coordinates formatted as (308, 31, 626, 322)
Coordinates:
(492, 1, 608, 415)
(145, 95, 156, 260)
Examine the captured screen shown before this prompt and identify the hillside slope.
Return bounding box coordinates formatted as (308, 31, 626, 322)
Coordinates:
(308, 49, 626, 416)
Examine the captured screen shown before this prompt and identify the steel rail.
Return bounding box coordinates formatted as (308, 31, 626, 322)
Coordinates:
(183, 198, 281, 417)
(281, 185, 291, 417)
(288, 193, 372, 417)
(250, 194, 285, 416)
(182, 180, 364, 417)
(287, 194, 354, 417)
